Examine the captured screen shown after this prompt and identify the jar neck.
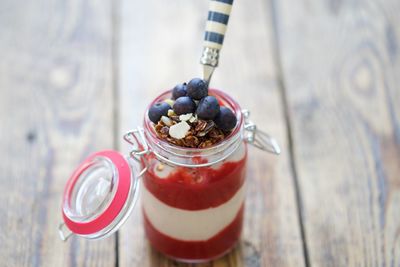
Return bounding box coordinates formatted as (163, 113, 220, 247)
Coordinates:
(143, 89, 244, 167)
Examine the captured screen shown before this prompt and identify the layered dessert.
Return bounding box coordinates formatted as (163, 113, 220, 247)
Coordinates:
(142, 78, 247, 262)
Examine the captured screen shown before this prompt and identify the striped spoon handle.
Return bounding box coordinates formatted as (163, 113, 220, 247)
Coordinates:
(200, 0, 234, 83)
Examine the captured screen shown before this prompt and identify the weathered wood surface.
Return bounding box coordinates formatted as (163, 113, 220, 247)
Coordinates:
(0, 0, 116, 266)
(1, 0, 400, 266)
(274, 0, 400, 266)
(117, 0, 305, 266)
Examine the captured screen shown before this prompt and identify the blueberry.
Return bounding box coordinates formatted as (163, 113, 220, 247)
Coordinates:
(172, 83, 187, 99)
(196, 96, 220, 120)
(214, 107, 237, 131)
(173, 96, 196, 115)
(187, 78, 208, 100)
(148, 102, 171, 123)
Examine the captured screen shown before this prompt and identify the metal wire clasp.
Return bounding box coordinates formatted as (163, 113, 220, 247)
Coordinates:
(58, 222, 73, 241)
(242, 110, 281, 155)
(123, 127, 149, 177)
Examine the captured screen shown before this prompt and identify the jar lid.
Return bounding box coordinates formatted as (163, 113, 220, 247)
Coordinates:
(59, 150, 140, 240)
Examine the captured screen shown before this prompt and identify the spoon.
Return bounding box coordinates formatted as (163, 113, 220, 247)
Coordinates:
(200, 0, 234, 85)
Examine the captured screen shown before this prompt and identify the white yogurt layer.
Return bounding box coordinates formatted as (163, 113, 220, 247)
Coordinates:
(142, 183, 246, 241)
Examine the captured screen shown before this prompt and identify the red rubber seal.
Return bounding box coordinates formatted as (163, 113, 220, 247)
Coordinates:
(62, 150, 132, 235)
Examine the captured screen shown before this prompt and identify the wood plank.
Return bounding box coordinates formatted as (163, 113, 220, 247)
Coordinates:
(274, 0, 400, 266)
(0, 1, 116, 266)
(117, 0, 305, 266)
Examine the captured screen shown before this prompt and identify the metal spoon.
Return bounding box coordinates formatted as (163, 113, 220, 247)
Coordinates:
(200, 0, 234, 85)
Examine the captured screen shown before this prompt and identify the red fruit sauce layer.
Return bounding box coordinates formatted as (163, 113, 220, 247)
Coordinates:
(142, 151, 247, 211)
(143, 204, 244, 261)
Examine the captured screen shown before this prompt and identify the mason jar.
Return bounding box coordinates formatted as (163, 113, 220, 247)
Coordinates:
(138, 89, 247, 262)
(58, 88, 280, 263)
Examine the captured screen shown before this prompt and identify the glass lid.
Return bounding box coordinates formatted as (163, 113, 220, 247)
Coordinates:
(59, 150, 140, 240)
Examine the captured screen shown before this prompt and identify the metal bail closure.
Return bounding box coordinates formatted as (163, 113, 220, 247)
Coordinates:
(242, 110, 281, 155)
(59, 150, 141, 241)
(123, 127, 149, 176)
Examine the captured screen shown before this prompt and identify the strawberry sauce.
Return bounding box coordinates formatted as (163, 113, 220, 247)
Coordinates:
(142, 154, 247, 210)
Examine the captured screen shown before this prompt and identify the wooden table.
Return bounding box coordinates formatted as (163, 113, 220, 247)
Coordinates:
(1, 0, 399, 266)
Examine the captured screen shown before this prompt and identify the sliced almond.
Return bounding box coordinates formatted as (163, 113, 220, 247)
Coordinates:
(167, 109, 176, 117)
(161, 116, 173, 126)
(179, 113, 193, 122)
(189, 114, 197, 123)
(169, 121, 190, 139)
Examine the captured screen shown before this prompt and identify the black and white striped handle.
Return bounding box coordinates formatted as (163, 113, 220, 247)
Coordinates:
(200, 0, 233, 69)
(204, 0, 233, 50)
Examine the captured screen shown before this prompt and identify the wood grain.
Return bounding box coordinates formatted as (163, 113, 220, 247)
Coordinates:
(0, 0, 116, 266)
(274, 0, 400, 266)
(117, 0, 305, 266)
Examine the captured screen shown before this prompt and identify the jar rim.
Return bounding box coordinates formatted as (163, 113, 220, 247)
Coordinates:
(143, 88, 244, 153)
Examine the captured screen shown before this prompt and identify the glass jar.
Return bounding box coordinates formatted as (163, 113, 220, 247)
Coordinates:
(58, 88, 280, 263)
(139, 89, 247, 262)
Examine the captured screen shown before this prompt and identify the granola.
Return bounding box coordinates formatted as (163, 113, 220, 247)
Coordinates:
(154, 113, 226, 148)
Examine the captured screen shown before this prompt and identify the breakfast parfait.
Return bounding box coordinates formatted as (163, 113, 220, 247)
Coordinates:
(141, 78, 247, 261)
(58, 77, 279, 263)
